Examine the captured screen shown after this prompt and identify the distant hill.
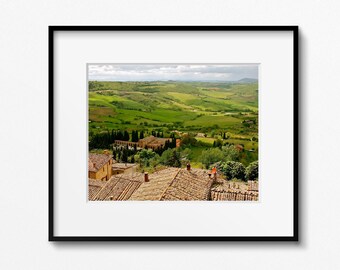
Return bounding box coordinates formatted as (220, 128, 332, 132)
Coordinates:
(237, 78, 258, 83)
(88, 80, 259, 134)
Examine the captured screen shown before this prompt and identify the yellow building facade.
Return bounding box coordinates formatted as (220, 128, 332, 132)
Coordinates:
(88, 153, 114, 181)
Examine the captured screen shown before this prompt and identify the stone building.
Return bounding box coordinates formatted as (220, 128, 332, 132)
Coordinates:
(114, 135, 171, 150)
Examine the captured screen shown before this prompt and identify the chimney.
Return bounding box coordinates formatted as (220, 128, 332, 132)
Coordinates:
(186, 163, 191, 171)
(211, 167, 217, 181)
(144, 172, 149, 182)
(103, 149, 109, 155)
(213, 172, 217, 181)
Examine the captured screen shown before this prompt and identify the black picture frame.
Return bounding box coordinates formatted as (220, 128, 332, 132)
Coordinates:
(49, 25, 299, 242)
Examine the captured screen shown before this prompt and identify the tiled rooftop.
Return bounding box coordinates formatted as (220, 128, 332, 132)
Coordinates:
(92, 172, 143, 201)
(129, 168, 180, 201)
(160, 168, 214, 201)
(139, 136, 170, 145)
(88, 167, 259, 201)
(89, 167, 216, 201)
(88, 179, 107, 200)
(112, 163, 138, 169)
(210, 180, 259, 201)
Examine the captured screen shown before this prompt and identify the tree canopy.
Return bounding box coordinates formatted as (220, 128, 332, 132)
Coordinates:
(245, 161, 259, 180)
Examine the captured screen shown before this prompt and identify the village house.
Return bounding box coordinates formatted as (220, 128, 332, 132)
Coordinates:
(88, 153, 115, 181)
(89, 164, 259, 201)
(112, 162, 138, 175)
(90, 165, 219, 201)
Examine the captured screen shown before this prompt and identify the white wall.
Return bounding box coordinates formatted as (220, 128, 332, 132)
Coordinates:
(0, 0, 339, 269)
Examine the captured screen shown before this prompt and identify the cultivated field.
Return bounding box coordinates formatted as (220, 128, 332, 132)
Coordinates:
(88, 80, 258, 166)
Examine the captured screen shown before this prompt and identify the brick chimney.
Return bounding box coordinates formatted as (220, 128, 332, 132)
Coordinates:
(213, 172, 217, 181)
(144, 172, 149, 182)
(186, 163, 191, 171)
(211, 167, 217, 181)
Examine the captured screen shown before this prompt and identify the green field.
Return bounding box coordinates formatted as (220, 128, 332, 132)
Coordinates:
(89, 81, 258, 165)
(89, 81, 257, 127)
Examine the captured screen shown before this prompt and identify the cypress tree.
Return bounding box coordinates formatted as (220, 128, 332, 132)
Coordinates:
(123, 131, 130, 141)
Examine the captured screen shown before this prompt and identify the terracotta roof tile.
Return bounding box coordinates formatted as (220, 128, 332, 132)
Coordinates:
(112, 163, 137, 169)
(88, 179, 106, 200)
(90, 167, 218, 201)
(210, 181, 258, 201)
(160, 168, 214, 201)
(92, 173, 143, 201)
(129, 168, 179, 201)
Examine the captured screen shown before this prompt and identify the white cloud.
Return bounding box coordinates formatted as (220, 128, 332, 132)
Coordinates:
(88, 64, 258, 81)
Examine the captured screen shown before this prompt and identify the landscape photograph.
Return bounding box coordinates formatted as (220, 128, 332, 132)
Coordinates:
(88, 64, 259, 201)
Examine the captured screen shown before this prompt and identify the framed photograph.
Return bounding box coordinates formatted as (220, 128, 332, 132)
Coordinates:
(49, 26, 298, 241)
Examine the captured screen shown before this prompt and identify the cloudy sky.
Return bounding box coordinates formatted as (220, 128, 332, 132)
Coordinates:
(88, 64, 258, 82)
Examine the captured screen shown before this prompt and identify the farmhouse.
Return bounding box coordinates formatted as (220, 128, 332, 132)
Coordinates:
(113, 140, 138, 148)
(235, 144, 244, 152)
(88, 153, 115, 181)
(138, 136, 170, 149)
(114, 135, 171, 150)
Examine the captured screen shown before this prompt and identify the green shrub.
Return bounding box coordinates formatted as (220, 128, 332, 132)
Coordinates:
(245, 161, 259, 180)
(159, 148, 181, 167)
(221, 161, 246, 181)
(200, 148, 224, 169)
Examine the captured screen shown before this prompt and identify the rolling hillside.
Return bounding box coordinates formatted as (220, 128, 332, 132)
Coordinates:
(88, 81, 258, 136)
